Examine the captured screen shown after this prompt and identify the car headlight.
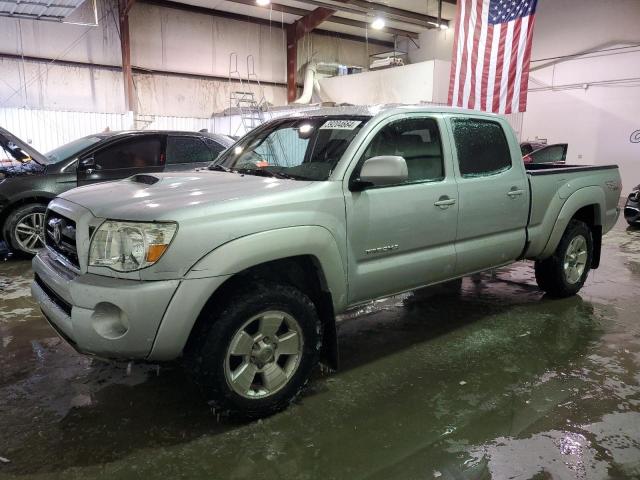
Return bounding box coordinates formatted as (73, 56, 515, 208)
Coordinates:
(89, 221, 177, 272)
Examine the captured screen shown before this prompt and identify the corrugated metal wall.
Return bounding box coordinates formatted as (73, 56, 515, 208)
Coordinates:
(0, 108, 133, 153)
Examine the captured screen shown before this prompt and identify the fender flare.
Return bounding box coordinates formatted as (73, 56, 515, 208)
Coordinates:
(187, 225, 349, 312)
(539, 186, 604, 259)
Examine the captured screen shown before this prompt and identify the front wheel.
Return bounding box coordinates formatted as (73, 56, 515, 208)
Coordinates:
(4, 203, 47, 256)
(185, 283, 322, 418)
(535, 219, 593, 298)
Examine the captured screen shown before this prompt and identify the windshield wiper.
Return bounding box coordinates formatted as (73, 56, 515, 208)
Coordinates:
(235, 167, 278, 178)
(208, 164, 233, 173)
(270, 171, 308, 180)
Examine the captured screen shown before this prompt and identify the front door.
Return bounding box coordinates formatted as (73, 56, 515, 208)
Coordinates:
(77, 135, 164, 186)
(344, 115, 459, 304)
(447, 116, 529, 274)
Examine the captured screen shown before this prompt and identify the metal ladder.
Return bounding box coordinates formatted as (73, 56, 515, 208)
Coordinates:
(228, 53, 267, 136)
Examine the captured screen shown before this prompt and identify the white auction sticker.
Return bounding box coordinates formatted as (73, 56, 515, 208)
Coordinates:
(320, 120, 362, 130)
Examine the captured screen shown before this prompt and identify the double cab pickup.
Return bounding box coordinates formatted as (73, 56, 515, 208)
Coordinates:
(31, 106, 622, 417)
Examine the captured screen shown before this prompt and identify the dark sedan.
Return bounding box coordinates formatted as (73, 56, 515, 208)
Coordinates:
(624, 185, 640, 225)
(0, 128, 234, 255)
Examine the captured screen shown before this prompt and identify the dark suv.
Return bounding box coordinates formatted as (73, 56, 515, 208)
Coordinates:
(0, 128, 234, 255)
(624, 185, 640, 225)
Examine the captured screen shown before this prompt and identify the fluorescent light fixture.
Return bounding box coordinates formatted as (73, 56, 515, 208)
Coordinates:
(371, 17, 385, 30)
(439, 23, 449, 30)
(256, 0, 270, 5)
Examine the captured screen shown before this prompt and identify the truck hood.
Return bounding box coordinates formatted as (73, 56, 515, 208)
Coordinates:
(59, 171, 315, 220)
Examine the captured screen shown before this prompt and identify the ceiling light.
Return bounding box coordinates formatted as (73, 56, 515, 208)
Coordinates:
(439, 23, 449, 30)
(371, 17, 385, 30)
(256, 0, 270, 6)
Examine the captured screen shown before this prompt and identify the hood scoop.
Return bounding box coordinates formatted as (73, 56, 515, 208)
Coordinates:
(130, 174, 160, 185)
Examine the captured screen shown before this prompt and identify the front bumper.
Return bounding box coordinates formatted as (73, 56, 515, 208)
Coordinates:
(624, 198, 639, 224)
(32, 248, 180, 359)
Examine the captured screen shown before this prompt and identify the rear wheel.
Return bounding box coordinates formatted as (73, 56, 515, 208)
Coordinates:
(4, 203, 47, 256)
(185, 282, 322, 418)
(535, 219, 593, 298)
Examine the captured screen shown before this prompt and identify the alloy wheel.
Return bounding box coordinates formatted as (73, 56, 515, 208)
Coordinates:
(14, 212, 46, 254)
(563, 234, 588, 284)
(224, 310, 304, 399)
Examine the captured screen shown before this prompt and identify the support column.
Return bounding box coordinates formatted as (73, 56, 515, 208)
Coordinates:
(286, 25, 298, 103)
(286, 7, 336, 104)
(119, 0, 136, 112)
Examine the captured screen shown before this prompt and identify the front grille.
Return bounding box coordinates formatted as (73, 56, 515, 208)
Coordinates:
(34, 274, 72, 316)
(45, 210, 79, 269)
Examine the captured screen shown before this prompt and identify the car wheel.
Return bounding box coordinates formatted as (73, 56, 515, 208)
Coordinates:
(534, 219, 593, 298)
(4, 203, 47, 256)
(185, 282, 322, 418)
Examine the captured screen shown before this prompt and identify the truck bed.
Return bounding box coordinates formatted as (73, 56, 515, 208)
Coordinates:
(525, 163, 619, 175)
(524, 163, 621, 260)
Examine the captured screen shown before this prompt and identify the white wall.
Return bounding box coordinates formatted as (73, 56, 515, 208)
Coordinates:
(521, 0, 640, 192)
(406, 0, 640, 192)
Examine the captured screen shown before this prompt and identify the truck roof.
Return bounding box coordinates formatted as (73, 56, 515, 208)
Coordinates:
(288, 104, 502, 120)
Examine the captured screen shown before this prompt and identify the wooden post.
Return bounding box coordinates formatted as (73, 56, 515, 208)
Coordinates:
(286, 7, 336, 104)
(119, 0, 136, 112)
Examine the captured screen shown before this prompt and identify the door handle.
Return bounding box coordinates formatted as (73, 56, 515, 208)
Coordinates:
(507, 189, 524, 197)
(434, 196, 457, 208)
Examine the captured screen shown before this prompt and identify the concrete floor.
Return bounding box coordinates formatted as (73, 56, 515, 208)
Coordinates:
(1, 218, 639, 480)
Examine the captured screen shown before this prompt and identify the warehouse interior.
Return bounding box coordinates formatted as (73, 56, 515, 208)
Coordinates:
(1, 0, 640, 478)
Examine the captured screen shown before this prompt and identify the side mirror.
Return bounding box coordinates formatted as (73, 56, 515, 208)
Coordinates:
(351, 155, 408, 191)
(78, 155, 98, 174)
(79, 155, 95, 168)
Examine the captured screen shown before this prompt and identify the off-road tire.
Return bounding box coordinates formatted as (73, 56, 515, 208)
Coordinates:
(3, 203, 47, 257)
(535, 219, 593, 298)
(185, 282, 322, 418)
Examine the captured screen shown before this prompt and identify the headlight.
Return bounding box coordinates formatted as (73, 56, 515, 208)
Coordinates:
(89, 221, 177, 272)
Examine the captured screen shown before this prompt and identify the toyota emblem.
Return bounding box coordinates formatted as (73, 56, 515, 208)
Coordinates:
(52, 222, 62, 245)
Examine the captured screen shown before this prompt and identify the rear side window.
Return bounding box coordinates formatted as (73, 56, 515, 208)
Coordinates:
(452, 119, 511, 177)
(166, 136, 213, 164)
(94, 137, 162, 170)
(203, 137, 227, 158)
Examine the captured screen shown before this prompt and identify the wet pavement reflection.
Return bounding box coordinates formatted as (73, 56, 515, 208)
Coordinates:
(1, 219, 639, 479)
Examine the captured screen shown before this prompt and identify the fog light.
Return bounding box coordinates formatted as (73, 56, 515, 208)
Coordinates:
(91, 302, 129, 339)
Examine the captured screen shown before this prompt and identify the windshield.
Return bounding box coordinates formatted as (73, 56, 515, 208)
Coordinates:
(212, 116, 369, 181)
(45, 135, 104, 164)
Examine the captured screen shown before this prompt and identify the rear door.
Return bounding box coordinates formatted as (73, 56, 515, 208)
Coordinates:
(448, 116, 529, 274)
(77, 135, 164, 185)
(164, 135, 217, 172)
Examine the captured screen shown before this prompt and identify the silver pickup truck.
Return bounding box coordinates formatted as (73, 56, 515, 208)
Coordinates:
(31, 106, 621, 417)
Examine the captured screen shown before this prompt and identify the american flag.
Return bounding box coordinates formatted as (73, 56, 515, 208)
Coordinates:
(448, 0, 538, 114)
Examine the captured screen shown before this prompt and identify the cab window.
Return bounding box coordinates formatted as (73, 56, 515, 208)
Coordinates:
(359, 117, 444, 184)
